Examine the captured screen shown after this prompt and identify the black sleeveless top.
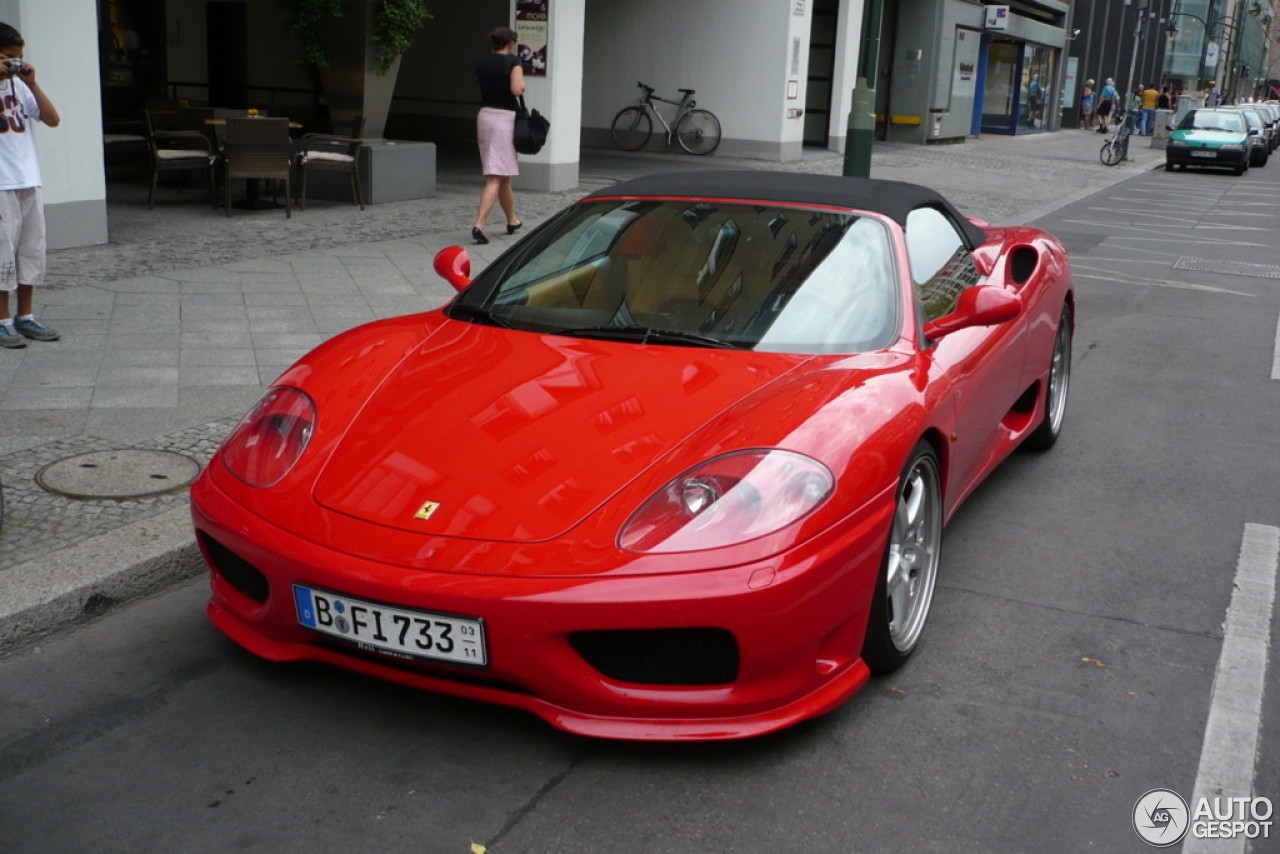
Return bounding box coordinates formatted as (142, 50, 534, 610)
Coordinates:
(475, 53, 520, 111)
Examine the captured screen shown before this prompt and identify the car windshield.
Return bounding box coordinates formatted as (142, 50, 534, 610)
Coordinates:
(1182, 111, 1246, 133)
(451, 199, 901, 354)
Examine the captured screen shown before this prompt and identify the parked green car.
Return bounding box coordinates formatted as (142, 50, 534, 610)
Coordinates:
(1165, 109, 1250, 175)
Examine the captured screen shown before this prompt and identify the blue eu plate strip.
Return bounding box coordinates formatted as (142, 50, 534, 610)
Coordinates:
(294, 586, 316, 627)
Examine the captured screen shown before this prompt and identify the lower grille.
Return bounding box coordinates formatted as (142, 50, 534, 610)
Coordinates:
(199, 532, 270, 603)
(569, 628, 739, 686)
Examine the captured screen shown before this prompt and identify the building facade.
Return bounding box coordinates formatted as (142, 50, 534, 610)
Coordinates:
(1064, 0, 1176, 128)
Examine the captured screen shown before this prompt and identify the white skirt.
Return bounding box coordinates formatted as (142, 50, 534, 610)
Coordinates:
(477, 107, 519, 177)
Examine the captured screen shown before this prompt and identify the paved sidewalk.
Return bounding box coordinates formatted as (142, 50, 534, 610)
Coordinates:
(0, 127, 1164, 651)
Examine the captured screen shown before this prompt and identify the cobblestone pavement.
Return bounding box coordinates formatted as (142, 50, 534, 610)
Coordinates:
(1, 129, 1161, 581)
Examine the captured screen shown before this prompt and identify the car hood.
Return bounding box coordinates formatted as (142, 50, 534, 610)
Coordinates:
(313, 323, 812, 542)
(1172, 129, 1246, 146)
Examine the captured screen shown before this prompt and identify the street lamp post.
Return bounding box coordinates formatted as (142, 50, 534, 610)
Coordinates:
(1165, 3, 1214, 91)
(1125, 0, 1151, 112)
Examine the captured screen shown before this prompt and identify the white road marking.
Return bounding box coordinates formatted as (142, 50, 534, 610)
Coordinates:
(1070, 269, 1254, 296)
(1274, 313, 1280, 381)
(1183, 524, 1279, 854)
(1060, 220, 1267, 247)
(1086, 206, 1202, 225)
(1111, 236, 1269, 248)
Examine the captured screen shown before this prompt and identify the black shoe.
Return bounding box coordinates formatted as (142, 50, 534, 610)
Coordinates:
(507, 221, 523, 235)
(472, 227, 489, 245)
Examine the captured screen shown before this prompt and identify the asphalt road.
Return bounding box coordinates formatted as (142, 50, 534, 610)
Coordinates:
(2, 161, 1279, 853)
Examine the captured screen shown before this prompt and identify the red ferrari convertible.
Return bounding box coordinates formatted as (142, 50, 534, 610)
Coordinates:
(191, 171, 1073, 741)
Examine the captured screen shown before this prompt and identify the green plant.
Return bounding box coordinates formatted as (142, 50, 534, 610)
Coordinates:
(372, 0, 432, 75)
(293, 0, 432, 75)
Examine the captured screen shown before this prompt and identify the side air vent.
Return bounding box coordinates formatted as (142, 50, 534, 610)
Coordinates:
(1009, 246, 1039, 285)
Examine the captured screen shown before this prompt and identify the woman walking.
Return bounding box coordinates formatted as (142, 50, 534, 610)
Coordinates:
(472, 26, 525, 244)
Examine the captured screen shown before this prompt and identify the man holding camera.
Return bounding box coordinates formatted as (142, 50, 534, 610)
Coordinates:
(0, 22, 60, 349)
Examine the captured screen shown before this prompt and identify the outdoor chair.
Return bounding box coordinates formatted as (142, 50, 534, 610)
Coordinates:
(295, 115, 366, 210)
(222, 117, 293, 218)
(210, 107, 269, 152)
(143, 109, 218, 209)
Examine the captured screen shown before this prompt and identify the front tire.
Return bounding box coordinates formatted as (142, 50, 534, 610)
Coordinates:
(1100, 141, 1122, 166)
(610, 107, 652, 152)
(1025, 304, 1072, 451)
(676, 109, 722, 155)
(862, 443, 942, 674)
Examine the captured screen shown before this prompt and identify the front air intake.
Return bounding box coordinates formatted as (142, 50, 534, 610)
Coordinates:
(569, 628, 739, 685)
(199, 532, 270, 603)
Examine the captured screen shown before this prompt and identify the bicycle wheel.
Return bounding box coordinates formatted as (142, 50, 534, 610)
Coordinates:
(610, 106, 652, 151)
(1099, 139, 1122, 166)
(676, 109, 721, 155)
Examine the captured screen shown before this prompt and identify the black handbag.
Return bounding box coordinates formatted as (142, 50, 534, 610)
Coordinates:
(513, 95, 550, 155)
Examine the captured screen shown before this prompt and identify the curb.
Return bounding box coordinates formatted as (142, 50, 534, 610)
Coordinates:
(0, 505, 202, 654)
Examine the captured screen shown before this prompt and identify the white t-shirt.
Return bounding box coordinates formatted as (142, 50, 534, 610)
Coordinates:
(0, 77, 42, 190)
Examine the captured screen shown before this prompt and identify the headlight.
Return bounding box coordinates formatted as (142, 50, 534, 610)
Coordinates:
(220, 386, 316, 488)
(1169, 140, 1189, 147)
(1220, 143, 1244, 150)
(619, 450, 834, 553)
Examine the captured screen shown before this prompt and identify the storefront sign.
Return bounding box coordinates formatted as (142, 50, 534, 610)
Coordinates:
(984, 5, 1010, 30)
(516, 0, 548, 76)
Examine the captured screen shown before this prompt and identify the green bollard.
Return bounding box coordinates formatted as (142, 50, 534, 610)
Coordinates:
(843, 77, 876, 178)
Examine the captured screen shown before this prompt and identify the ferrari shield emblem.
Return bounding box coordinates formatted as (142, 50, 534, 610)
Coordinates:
(414, 501, 440, 520)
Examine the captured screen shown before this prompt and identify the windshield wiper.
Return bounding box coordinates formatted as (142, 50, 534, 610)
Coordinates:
(449, 303, 514, 328)
(555, 324, 745, 349)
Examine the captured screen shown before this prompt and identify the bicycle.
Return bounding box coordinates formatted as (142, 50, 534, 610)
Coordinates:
(610, 82, 722, 155)
(1099, 110, 1136, 166)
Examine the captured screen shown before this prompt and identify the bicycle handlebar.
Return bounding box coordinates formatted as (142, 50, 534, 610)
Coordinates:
(637, 81, 695, 98)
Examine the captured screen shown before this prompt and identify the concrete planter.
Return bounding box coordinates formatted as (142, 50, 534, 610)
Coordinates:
(306, 140, 437, 204)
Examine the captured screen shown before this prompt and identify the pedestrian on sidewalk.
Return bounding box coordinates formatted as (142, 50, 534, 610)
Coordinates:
(0, 22, 60, 349)
(1140, 83, 1159, 135)
(1081, 79, 1096, 130)
(471, 25, 524, 246)
(1096, 78, 1118, 133)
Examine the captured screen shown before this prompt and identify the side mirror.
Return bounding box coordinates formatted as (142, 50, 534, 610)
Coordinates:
(923, 285, 1021, 341)
(433, 246, 472, 292)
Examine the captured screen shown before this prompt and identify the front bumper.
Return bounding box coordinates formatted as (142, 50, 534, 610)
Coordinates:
(1166, 146, 1248, 169)
(191, 474, 893, 741)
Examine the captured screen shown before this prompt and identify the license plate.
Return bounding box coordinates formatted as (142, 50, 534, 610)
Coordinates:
(294, 585, 487, 666)
(1191, 150, 1218, 158)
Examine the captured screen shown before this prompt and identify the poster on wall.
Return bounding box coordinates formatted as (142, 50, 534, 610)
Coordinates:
(951, 28, 979, 101)
(517, 0, 548, 77)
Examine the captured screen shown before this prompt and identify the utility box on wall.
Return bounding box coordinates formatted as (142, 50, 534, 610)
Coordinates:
(887, 0, 983, 144)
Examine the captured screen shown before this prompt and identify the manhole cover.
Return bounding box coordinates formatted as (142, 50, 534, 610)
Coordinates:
(36, 449, 202, 499)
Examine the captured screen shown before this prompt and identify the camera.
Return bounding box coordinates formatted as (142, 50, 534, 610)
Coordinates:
(6, 58, 22, 74)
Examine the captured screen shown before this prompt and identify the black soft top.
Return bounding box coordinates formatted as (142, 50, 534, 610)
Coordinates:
(582, 170, 988, 248)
